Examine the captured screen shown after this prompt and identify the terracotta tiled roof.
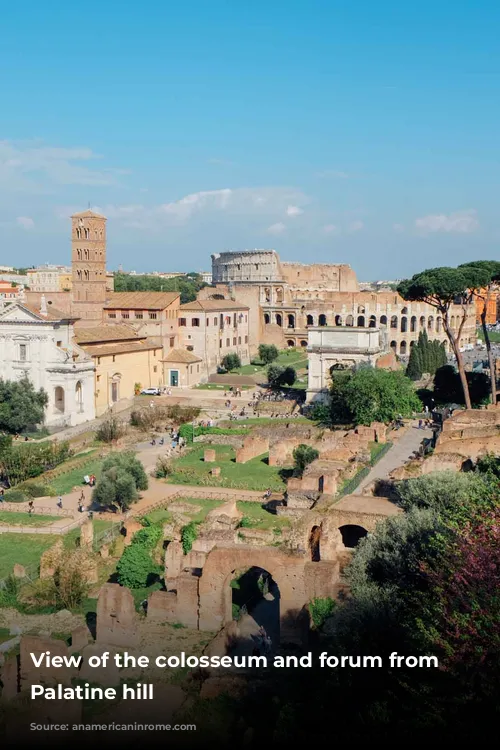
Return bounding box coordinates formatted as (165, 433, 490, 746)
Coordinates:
(74, 325, 141, 344)
(161, 348, 202, 364)
(104, 292, 180, 310)
(80, 339, 161, 358)
(180, 299, 249, 312)
(71, 209, 107, 219)
(16, 303, 76, 322)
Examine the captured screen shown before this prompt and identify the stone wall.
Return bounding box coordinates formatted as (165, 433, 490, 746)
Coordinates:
(235, 435, 270, 463)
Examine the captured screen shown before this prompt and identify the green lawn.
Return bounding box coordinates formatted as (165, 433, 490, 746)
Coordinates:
(232, 349, 309, 377)
(237, 500, 290, 530)
(166, 445, 287, 491)
(145, 497, 289, 532)
(48, 456, 104, 495)
(477, 328, 500, 343)
(0, 512, 68, 527)
(219, 416, 312, 427)
(0, 533, 58, 578)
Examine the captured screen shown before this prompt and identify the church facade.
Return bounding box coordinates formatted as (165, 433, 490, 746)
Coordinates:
(0, 299, 95, 428)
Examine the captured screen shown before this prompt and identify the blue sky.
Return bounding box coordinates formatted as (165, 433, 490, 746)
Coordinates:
(1, 0, 499, 279)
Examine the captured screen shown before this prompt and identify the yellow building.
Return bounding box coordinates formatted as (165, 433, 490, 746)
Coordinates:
(74, 325, 162, 416)
(58, 272, 73, 291)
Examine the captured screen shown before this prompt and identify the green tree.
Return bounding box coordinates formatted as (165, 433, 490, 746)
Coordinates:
(113, 272, 207, 304)
(434, 365, 490, 406)
(398, 266, 491, 409)
(116, 544, 156, 588)
(221, 353, 241, 371)
(93, 452, 148, 511)
(267, 364, 296, 389)
(258, 344, 279, 364)
(292, 444, 319, 476)
(329, 368, 421, 425)
(0, 376, 48, 433)
(406, 343, 422, 380)
(396, 470, 496, 527)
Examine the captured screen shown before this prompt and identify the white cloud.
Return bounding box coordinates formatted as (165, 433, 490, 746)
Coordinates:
(0, 139, 127, 192)
(55, 187, 309, 230)
(267, 222, 286, 235)
(16, 216, 34, 229)
(393, 223, 404, 233)
(286, 205, 303, 217)
(415, 210, 478, 234)
(323, 224, 340, 234)
(347, 220, 364, 233)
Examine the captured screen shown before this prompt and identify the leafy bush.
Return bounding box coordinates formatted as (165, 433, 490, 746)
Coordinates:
(96, 417, 127, 443)
(221, 353, 242, 372)
(133, 523, 163, 549)
(181, 521, 198, 554)
(258, 344, 279, 364)
(3, 489, 28, 503)
(16, 480, 56, 498)
(116, 544, 157, 588)
(267, 364, 296, 389)
(155, 455, 172, 478)
(309, 597, 336, 628)
(238, 516, 253, 528)
(434, 365, 490, 406)
(292, 444, 319, 477)
(0, 440, 72, 486)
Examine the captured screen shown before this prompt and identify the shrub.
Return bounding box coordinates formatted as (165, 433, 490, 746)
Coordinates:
(116, 544, 156, 588)
(267, 364, 296, 389)
(3, 489, 28, 503)
(132, 523, 163, 549)
(0, 440, 72, 486)
(309, 597, 336, 628)
(258, 344, 279, 364)
(96, 417, 126, 443)
(238, 516, 253, 528)
(292, 444, 319, 477)
(181, 521, 198, 554)
(16, 481, 56, 498)
(221, 353, 241, 372)
(155, 456, 172, 478)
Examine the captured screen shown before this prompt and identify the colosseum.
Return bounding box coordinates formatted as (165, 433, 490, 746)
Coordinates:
(207, 250, 477, 357)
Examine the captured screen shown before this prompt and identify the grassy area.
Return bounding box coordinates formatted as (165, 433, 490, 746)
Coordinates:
(369, 441, 393, 464)
(477, 328, 500, 343)
(145, 496, 224, 525)
(219, 416, 312, 427)
(0, 511, 69, 527)
(166, 444, 287, 491)
(238, 500, 290, 529)
(0, 533, 58, 578)
(48, 456, 104, 495)
(233, 349, 309, 377)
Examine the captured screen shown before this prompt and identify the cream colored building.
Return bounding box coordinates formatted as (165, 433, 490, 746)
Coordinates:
(103, 291, 180, 351)
(74, 325, 162, 416)
(27, 265, 72, 293)
(164, 299, 251, 387)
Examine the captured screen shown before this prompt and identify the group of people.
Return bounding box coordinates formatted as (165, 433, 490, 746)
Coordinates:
(253, 625, 272, 656)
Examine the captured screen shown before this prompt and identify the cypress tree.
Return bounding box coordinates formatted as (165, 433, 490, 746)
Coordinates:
(406, 343, 422, 380)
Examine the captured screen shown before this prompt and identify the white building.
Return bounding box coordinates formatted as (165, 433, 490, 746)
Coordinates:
(306, 326, 390, 403)
(0, 298, 95, 428)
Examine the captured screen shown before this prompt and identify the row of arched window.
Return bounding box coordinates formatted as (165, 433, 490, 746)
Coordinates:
(263, 311, 462, 333)
(76, 248, 104, 261)
(75, 228, 104, 239)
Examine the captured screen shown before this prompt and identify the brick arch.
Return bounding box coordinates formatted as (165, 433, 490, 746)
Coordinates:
(198, 545, 307, 636)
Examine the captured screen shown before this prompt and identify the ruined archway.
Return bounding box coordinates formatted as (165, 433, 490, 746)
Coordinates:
(306, 314, 314, 326)
(229, 566, 281, 650)
(319, 314, 327, 326)
(198, 546, 307, 640)
(339, 525, 368, 548)
(309, 526, 321, 562)
(357, 315, 365, 327)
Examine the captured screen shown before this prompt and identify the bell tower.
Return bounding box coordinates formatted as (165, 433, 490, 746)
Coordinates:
(71, 210, 107, 327)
